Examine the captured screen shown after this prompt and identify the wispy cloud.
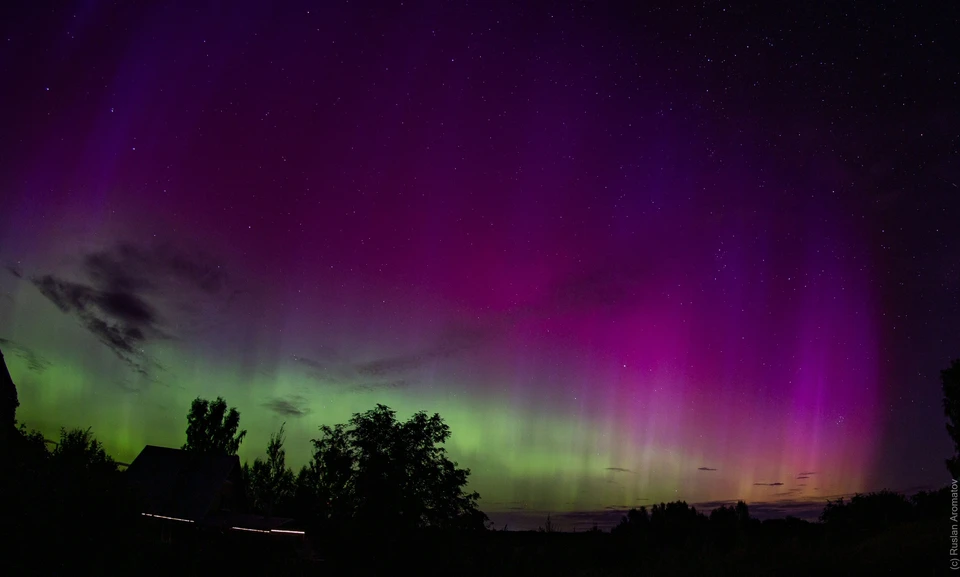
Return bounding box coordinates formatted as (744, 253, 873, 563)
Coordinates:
(605, 467, 634, 473)
(263, 395, 311, 417)
(0, 338, 51, 373)
(295, 321, 499, 392)
(29, 242, 235, 376)
(4, 264, 23, 278)
(697, 467, 717, 471)
(753, 482, 785, 486)
(348, 379, 414, 394)
(356, 323, 496, 378)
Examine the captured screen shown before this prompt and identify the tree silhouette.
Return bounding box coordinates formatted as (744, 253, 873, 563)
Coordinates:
(611, 506, 649, 538)
(298, 404, 488, 532)
(708, 504, 742, 550)
(942, 359, 960, 478)
(294, 422, 354, 526)
(182, 396, 246, 455)
(245, 423, 295, 517)
(51, 426, 117, 474)
(735, 500, 750, 527)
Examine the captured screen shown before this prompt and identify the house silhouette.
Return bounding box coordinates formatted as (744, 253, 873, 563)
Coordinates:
(126, 445, 304, 541)
(1, 346, 19, 443)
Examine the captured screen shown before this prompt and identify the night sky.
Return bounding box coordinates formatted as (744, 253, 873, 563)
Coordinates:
(1, 2, 957, 530)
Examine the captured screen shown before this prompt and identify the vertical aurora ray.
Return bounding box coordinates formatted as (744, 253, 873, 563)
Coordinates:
(0, 183, 885, 524)
(1, 1, 929, 531)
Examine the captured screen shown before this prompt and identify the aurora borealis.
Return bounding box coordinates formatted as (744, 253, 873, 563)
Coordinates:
(1, 2, 957, 529)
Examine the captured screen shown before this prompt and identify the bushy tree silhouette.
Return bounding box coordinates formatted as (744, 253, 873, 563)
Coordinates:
(297, 404, 488, 533)
(245, 423, 295, 516)
(942, 359, 960, 478)
(182, 396, 247, 454)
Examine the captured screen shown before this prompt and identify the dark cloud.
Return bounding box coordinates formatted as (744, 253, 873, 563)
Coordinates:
(83, 243, 227, 295)
(0, 338, 52, 373)
(31, 274, 154, 372)
(356, 323, 496, 377)
(357, 354, 431, 377)
(263, 396, 310, 417)
(97, 291, 156, 324)
(30, 242, 233, 376)
(697, 467, 717, 471)
(605, 467, 633, 473)
(293, 355, 333, 371)
(753, 482, 785, 486)
(796, 475, 810, 479)
(4, 264, 23, 278)
(798, 471, 816, 476)
(297, 322, 500, 387)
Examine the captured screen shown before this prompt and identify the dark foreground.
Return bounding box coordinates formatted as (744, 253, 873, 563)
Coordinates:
(3, 515, 944, 577)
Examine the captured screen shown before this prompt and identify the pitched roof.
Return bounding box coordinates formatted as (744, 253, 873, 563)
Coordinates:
(126, 445, 240, 521)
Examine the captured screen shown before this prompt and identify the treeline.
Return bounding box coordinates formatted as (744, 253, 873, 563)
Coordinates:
(608, 489, 948, 549)
(2, 353, 958, 576)
(3, 398, 489, 574)
(181, 398, 490, 534)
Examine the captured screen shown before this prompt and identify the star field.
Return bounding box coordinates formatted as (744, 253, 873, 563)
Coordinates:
(0, 1, 957, 529)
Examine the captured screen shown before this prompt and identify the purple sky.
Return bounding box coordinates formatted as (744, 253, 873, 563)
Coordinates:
(0, 1, 957, 528)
